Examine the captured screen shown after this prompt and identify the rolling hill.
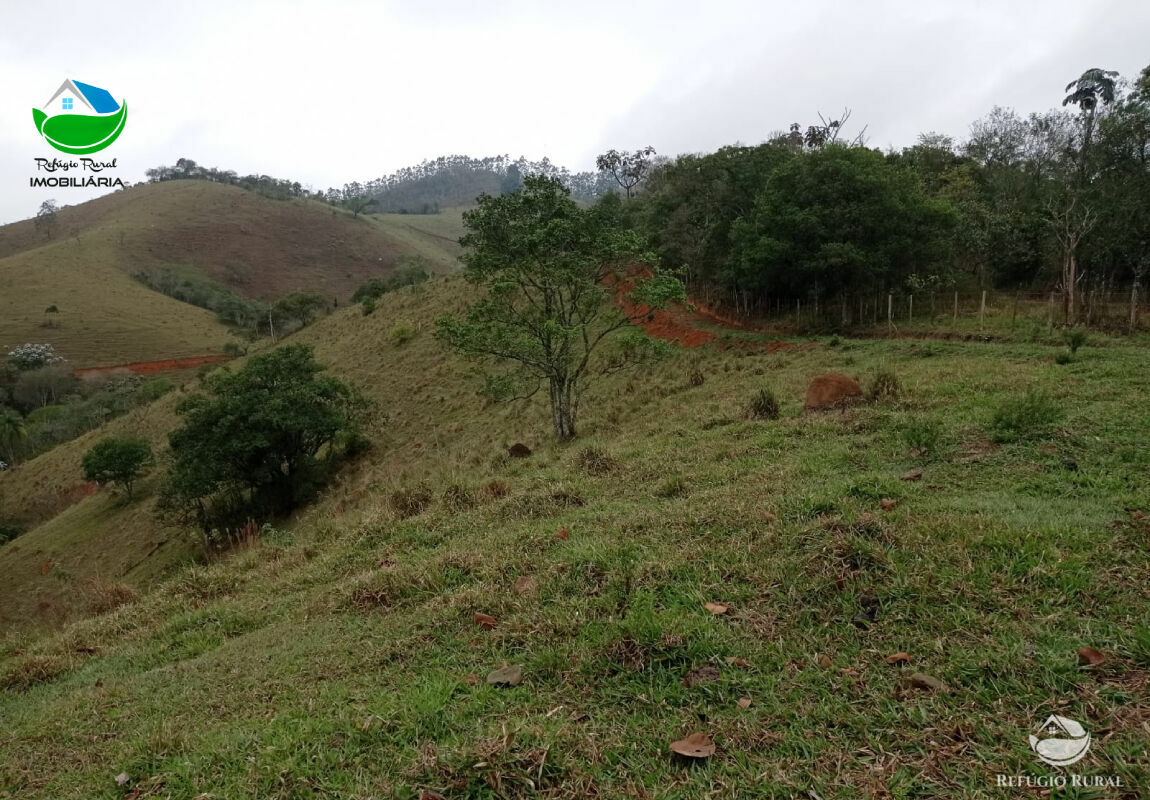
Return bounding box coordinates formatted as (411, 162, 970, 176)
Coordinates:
(0, 181, 464, 367)
(1, 273, 1148, 796)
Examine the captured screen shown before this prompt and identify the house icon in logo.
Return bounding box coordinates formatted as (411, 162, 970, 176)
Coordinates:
(32, 78, 127, 155)
(1029, 714, 1091, 767)
(42, 79, 121, 116)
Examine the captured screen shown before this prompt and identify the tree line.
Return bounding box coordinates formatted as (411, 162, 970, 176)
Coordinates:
(624, 65, 1150, 322)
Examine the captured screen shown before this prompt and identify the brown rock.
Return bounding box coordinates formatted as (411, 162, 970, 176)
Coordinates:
(1077, 647, 1106, 666)
(508, 443, 532, 458)
(804, 372, 863, 411)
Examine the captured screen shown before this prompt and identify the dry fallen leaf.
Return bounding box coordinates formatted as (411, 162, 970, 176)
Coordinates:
(724, 656, 750, 668)
(419, 791, 447, 800)
(554, 528, 570, 540)
(885, 652, 912, 666)
(669, 732, 716, 758)
(1077, 646, 1106, 666)
(880, 498, 899, 511)
(737, 696, 753, 709)
(900, 469, 923, 482)
(818, 654, 833, 669)
(762, 512, 777, 523)
(486, 664, 523, 686)
(907, 672, 948, 693)
(463, 673, 478, 685)
(704, 601, 729, 615)
(511, 576, 535, 594)
(472, 612, 497, 630)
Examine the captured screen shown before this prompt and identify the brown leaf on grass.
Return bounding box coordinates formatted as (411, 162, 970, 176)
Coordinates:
(669, 732, 715, 758)
(420, 791, 447, 800)
(906, 672, 948, 692)
(880, 498, 899, 511)
(682, 664, 721, 687)
(724, 656, 750, 668)
(737, 696, 753, 709)
(511, 576, 535, 594)
(463, 673, 479, 685)
(900, 469, 923, 482)
(818, 654, 833, 669)
(885, 652, 911, 666)
(472, 613, 497, 630)
(704, 601, 729, 615)
(762, 512, 777, 523)
(1077, 647, 1106, 666)
(486, 664, 523, 686)
(554, 528, 570, 540)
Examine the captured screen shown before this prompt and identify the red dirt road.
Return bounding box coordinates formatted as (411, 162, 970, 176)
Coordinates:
(74, 354, 232, 379)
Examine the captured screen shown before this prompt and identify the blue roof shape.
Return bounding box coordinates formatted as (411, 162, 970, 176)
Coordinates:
(72, 80, 120, 114)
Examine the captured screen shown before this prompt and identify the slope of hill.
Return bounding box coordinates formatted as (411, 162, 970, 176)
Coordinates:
(0, 182, 464, 368)
(1, 276, 1148, 797)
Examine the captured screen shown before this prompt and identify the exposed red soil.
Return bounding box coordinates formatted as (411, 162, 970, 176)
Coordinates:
(804, 372, 864, 410)
(609, 271, 716, 348)
(74, 354, 232, 378)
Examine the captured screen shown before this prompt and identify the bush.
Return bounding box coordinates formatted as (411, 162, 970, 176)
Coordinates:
(989, 390, 1061, 443)
(139, 378, 173, 402)
(389, 320, 417, 345)
(82, 436, 153, 499)
(656, 475, 688, 498)
(901, 419, 942, 457)
(746, 387, 780, 420)
(390, 485, 432, 518)
(6, 343, 64, 371)
(687, 366, 705, 387)
(361, 297, 376, 316)
(222, 341, 248, 358)
(1062, 328, 1088, 355)
(1054, 350, 1073, 365)
(443, 483, 477, 511)
(867, 370, 901, 401)
(575, 445, 618, 476)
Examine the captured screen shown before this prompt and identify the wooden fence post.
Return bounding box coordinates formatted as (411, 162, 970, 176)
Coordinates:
(1131, 276, 1142, 333)
(1011, 292, 1019, 329)
(887, 294, 893, 332)
(979, 290, 986, 329)
(1048, 292, 1055, 330)
(953, 291, 958, 323)
(908, 295, 913, 323)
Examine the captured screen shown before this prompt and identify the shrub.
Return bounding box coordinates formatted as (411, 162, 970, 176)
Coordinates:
(361, 297, 376, 316)
(989, 390, 1061, 443)
(575, 445, 618, 476)
(688, 366, 705, 387)
(1054, 350, 1073, 365)
(1062, 328, 1088, 355)
(481, 479, 511, 500)
(443, 483, 477, 511)
(901, 419, 942, 457)
(867, 370, 901, 401)
(6, 343, 64, 371)
(746, 387, 780, 420)
(390, 485, 432, 518)
(222, 341, 248, 358)
(84, 579, 137, 614)
(656, 475, 688, 498)
(389, 320, 417, 345)
(139, 378, 173, 402)
(82, 436, 153, 499)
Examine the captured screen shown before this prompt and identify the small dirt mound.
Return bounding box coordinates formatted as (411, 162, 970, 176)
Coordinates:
(804, 373, 863, 411)
(507, 443, 532, 458)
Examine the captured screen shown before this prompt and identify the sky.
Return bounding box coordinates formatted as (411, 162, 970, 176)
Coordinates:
(1, 0, 1148, 224)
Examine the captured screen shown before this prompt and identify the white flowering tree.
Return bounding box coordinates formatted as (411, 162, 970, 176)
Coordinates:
(6, 343, 64, 371)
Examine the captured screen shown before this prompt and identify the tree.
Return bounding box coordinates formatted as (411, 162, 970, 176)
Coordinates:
(82, 437, 152, 499)
(436, 176, 684, 440)
(596, 146, 657, 199)
(344, 194, 377, 218)
(162, 344, 365, 527)
(1063, 67, 1119, 178)
(33, 200, 58, 239)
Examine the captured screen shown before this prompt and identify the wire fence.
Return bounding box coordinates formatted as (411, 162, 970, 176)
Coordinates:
(689, 286, 1148, 335)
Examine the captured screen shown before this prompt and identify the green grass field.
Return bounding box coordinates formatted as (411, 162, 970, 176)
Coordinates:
(1, 277, 1147, 798)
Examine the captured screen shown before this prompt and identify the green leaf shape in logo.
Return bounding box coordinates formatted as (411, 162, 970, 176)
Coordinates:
(32, 103, 128, 155)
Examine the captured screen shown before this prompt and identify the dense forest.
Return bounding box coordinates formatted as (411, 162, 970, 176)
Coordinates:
(626, 65, 1150, 319)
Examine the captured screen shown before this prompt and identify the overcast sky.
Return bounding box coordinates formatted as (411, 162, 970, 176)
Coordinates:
(1, 0, 1148, 224)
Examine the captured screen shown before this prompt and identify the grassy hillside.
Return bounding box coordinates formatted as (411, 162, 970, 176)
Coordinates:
(0, 183, 464, 367)
(1, 277, 1147, 797)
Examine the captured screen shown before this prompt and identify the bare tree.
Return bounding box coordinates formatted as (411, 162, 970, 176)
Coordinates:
(596, 146, 657, 199)
(1048, 195, 1097, 323)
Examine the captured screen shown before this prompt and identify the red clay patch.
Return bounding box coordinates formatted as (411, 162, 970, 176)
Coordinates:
(74, 354, 232, 379)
